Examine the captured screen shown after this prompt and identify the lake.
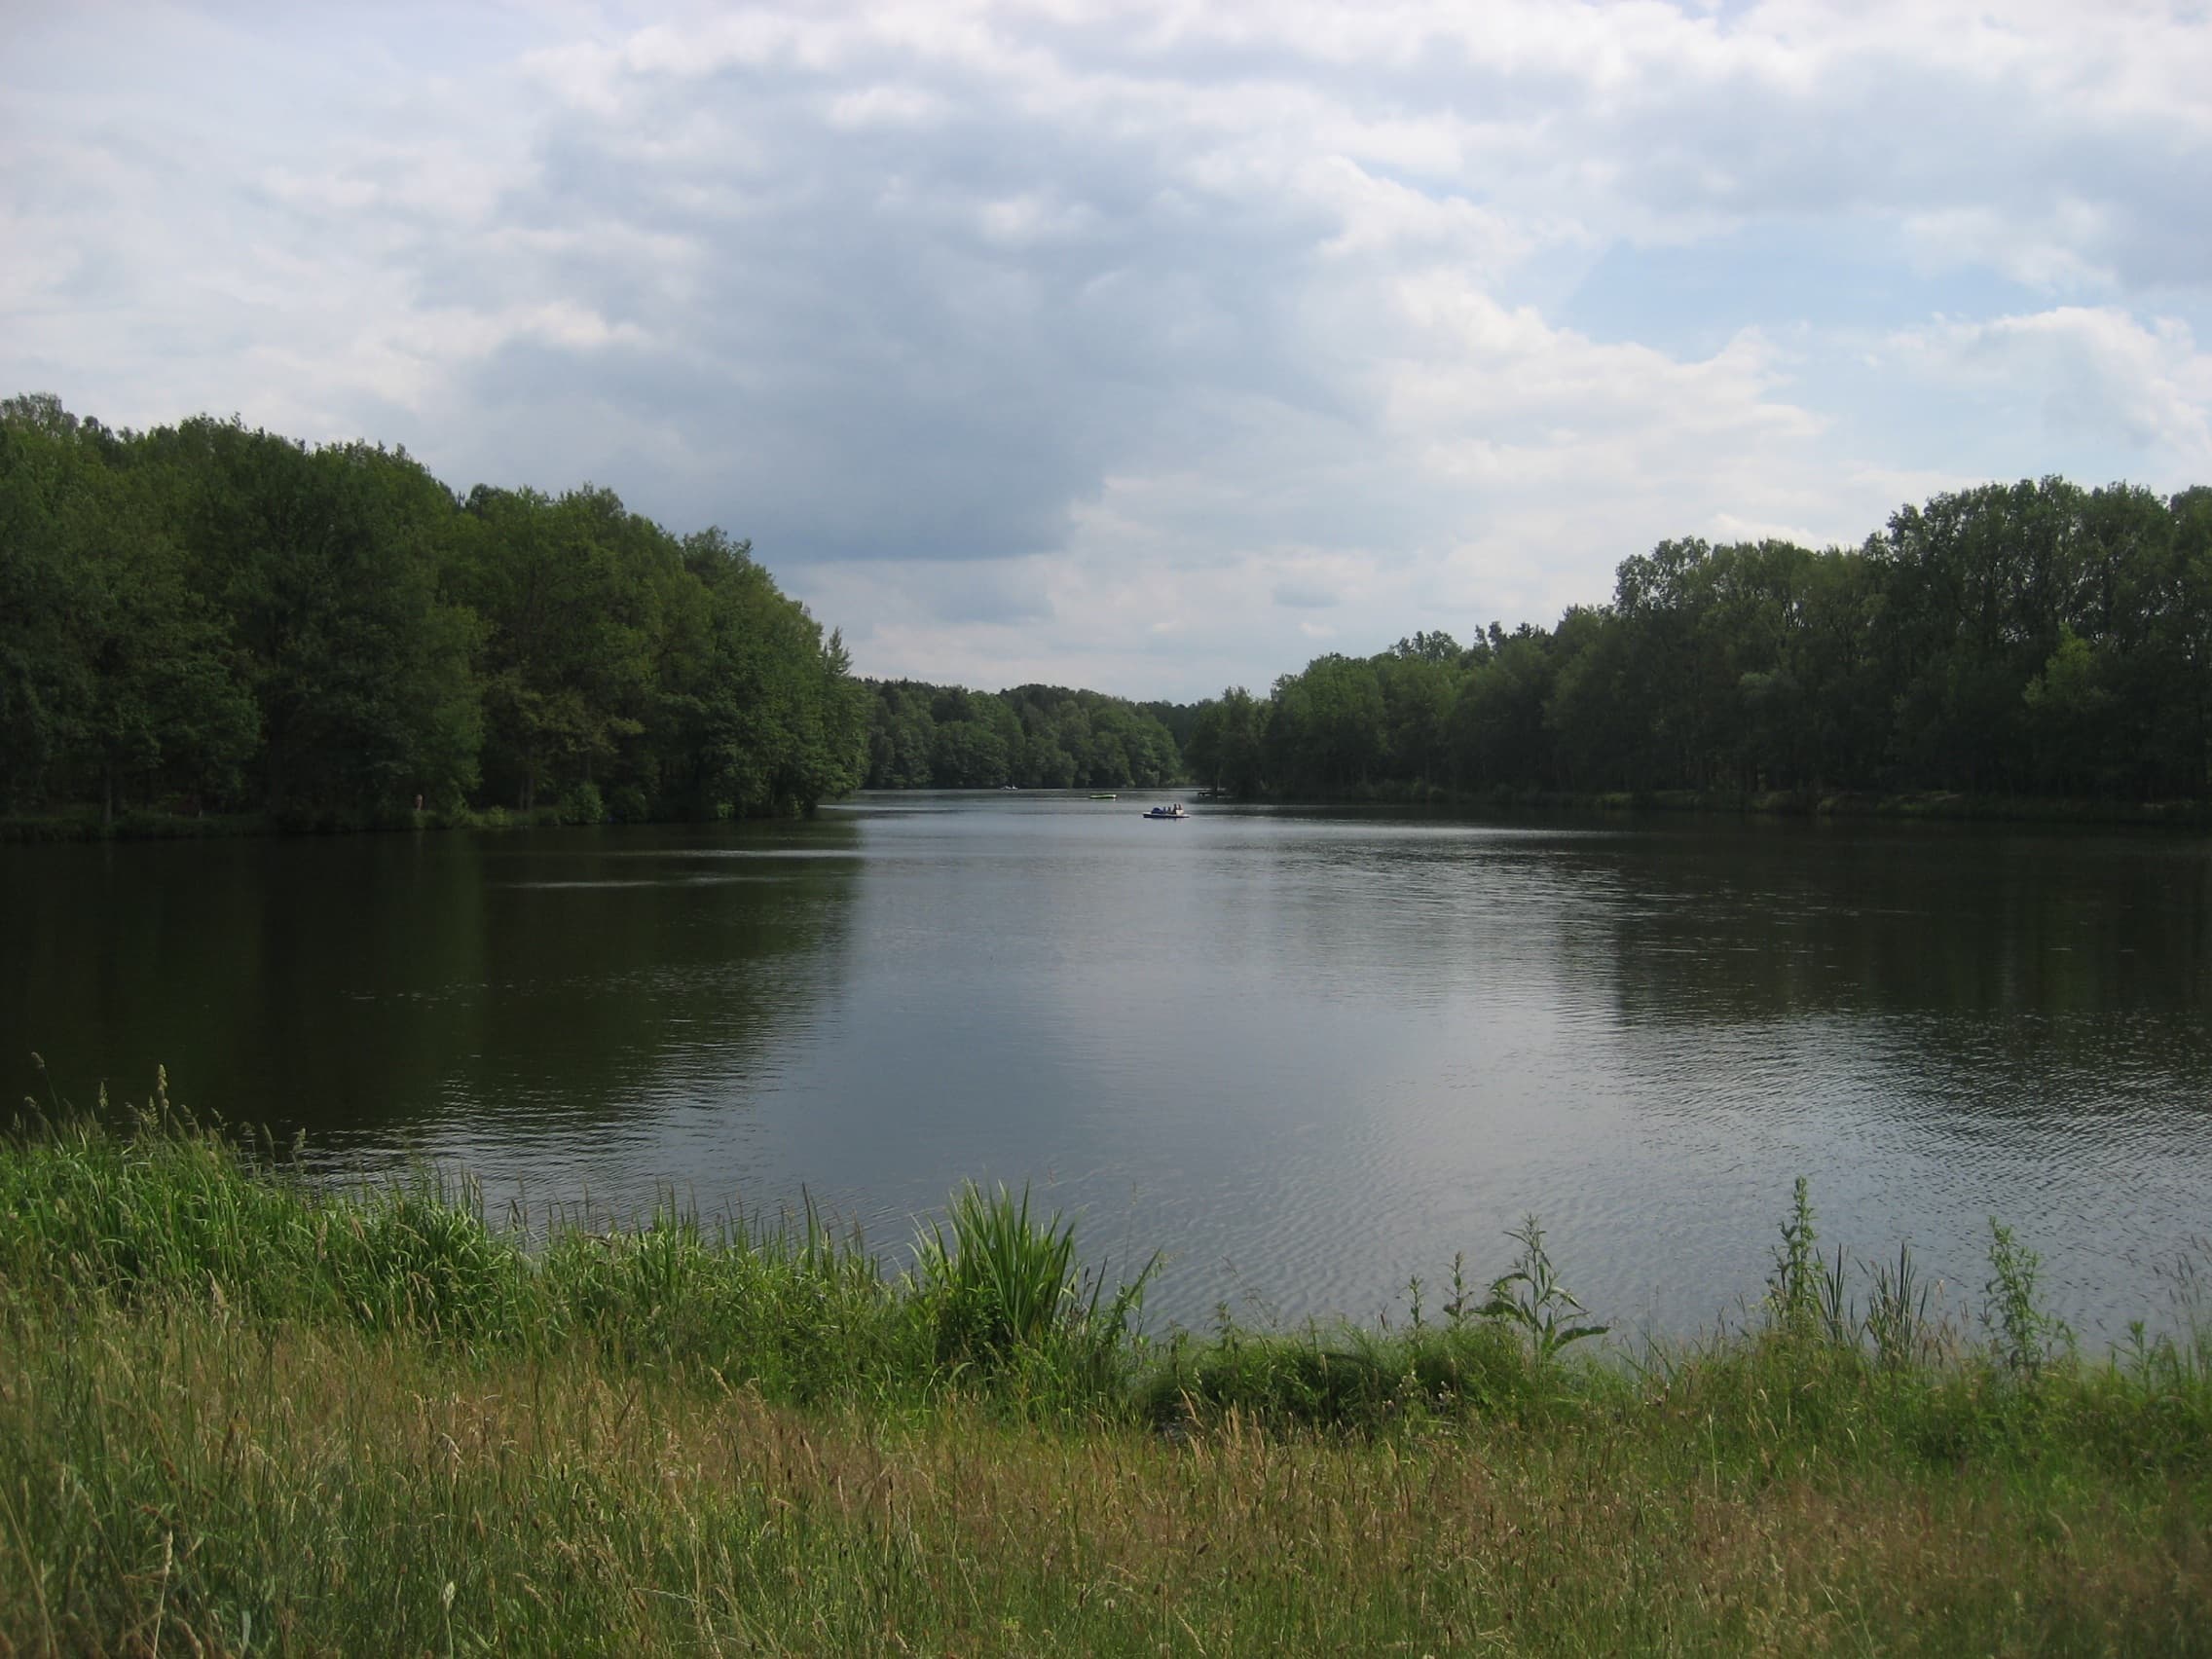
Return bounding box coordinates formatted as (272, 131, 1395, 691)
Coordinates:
(6, 794, 2210, 1343)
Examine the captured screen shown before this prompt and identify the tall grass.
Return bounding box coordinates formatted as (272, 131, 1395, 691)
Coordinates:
(0, 1105, 1168, 1412)
(9, 1104, 2212, 1446)
(6, 1106, 2212, 1651)
(0, 1092, 535, 1340)
(10, 1296, 2204, 1656)
(913, 1180, 1156, 1399)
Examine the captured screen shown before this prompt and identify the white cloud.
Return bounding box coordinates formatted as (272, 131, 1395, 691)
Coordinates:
(1892, 307, 2212, 474)
(3, 0, 2209, 697)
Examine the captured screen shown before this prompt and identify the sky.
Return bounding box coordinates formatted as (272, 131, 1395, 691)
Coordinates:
(6, 1, 2211, 702)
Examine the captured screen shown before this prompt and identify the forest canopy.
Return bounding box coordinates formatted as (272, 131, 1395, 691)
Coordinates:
(861, 682, 1186, 792)
(10, 391, 2205, 823)
(0, 394, 868, 828)
(1185, 478, 2212, 805)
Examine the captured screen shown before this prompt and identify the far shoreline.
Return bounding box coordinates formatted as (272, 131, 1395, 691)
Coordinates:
(11, 784, 2212, 844)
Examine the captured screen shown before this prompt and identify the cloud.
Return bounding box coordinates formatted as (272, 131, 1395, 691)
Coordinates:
(1891, 306, 2212, 475)
(3, 0, 2209, 698)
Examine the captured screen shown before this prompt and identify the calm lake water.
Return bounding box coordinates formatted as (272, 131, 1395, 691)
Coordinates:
(7, 794, 2211, 1342)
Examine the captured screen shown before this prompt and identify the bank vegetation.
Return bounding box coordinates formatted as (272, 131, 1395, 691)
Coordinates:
(3, 1094, 2206, 1655)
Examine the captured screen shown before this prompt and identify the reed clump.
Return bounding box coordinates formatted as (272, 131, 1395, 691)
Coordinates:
(4, 1105, 2211, 1654)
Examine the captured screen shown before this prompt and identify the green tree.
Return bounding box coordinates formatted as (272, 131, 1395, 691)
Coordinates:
(1186, 686, 1266, 796)
(0, 400, 255, 819)
(152, 419, 481, 819)
(1451, 627, 1555, 790)
(1267, 654, 1385, 795)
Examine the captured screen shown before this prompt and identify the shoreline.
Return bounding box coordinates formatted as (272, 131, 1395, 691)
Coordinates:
(11, 784, 2212, 844)
(0, 800, 826, 845)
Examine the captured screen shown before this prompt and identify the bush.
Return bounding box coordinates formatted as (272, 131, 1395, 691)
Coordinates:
(559, 781, 607, 826)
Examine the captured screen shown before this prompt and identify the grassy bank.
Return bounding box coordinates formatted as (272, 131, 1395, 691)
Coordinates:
(3, 1110, 2209, 1654)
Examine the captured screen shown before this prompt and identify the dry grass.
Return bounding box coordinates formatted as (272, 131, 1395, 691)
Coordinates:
(3, 1298, 2205, 1657)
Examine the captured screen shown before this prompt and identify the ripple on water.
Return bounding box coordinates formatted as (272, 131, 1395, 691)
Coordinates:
(14, 805, 2212, 1344)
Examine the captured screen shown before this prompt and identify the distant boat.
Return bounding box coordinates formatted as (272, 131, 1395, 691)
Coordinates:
(1090, 793, 1118, 800)
(1143, 802, 1188, 820)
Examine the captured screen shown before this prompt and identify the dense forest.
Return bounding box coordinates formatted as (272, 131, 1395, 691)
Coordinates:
(1188, 478, 2212, 806)
(0, 395, 867, 829)
(862, 681, 1187, 791)
(11, 393, 2205, 822)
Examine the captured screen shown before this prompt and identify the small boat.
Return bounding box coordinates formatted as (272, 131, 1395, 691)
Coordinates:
(1089, 793, 1118, 800)
(1143, 802, 1189, 820)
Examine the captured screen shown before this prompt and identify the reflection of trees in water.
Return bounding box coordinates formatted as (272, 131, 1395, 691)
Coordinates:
(0, 823, 863, 1147)
(1195, 820, 2212, 1069)
(1546, 827, 2212, 1018)
(1541, 824, 2212, 1125)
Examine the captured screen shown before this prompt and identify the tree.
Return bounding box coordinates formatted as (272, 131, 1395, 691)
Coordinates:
(148, 420, 482, 819)
(1187, 686, 1266, 796)
(1450, 627, 1554, 790)
(0, 401, 254, 818)
(1267, 655, 1385, 795)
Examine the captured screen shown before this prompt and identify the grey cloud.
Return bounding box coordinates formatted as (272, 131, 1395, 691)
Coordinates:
(9, 1, 2209, 704)
(1530, 37, 2211, 297)
(404, 53, 1354, 568)
(909, 562, 1055, 626)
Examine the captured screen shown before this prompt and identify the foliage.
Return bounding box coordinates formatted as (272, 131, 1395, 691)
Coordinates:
(0, 395, 866, 827)
(915, 1180, 1083, 1359)
(1181, 476, 2212, 805)
(912, 1182, 1154, 1389)
(7, 1116, 2212, 1653)
(1986, 1217, 2070, 1379)
(863, 680, 1184, 791)
(1477, 1214, 1608, 1367)
(1767, 1175, 1823, 1332)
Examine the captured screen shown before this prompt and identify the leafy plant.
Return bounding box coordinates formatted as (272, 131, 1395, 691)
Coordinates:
(1480, 1215, 1606, 1367)
(1442, 1252, 1475, 1328)
(1985, 1218, 2068, 1379)
(1765, 1178, 1854, 1346)
(1767, 1176, 1821, 1331)
(915, 1182, 1077, 1359)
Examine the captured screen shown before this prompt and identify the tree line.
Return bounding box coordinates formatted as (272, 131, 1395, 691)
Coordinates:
(863, 681, 1186, 791)
(1188, 478, 2212, 804)
(14, 398, 2200, 820)
(0, 395, 867, 828)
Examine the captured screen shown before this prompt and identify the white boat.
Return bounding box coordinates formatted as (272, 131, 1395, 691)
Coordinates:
(1142, 802, 1188, 820)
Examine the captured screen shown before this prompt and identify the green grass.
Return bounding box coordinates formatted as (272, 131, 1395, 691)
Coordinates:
(3, 1106, 2210, 1653)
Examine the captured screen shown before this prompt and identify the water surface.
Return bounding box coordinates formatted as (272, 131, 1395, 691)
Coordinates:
(7, 795, 2209, 1340)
